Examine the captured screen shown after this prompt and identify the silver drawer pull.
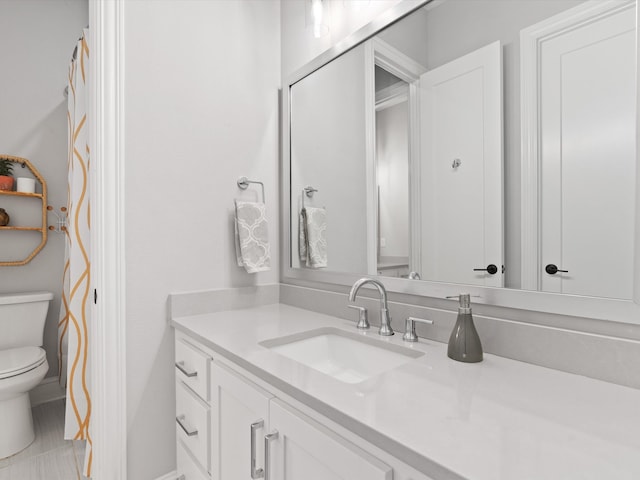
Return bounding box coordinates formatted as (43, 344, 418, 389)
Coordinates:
(176, 415, 198, 437)
(264, 430, 279, 480)
(175, 361, 198, 378)
(251, 420, 265, 479)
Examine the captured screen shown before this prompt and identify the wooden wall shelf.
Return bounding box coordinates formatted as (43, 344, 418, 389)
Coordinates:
(0, 191, 44, 199)
(0, 226, 43, 232)
(0, 155, 48, 266)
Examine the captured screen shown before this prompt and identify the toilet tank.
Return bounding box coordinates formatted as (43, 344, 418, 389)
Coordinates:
(0, 292, 54, 350)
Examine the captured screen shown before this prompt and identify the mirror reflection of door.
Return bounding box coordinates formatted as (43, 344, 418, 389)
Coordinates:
(375, 66, 411, 278)
(419, 41, 504, 287)
(522, 1, 636, 299)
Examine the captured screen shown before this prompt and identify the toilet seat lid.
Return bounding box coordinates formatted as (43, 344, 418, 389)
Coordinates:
(0, 347, 46, 379)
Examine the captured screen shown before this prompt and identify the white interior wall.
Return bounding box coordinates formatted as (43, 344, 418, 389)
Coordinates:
(376, 101, 409, 258)
(0, 0, 88, 379)
(123, 1, 280, 478)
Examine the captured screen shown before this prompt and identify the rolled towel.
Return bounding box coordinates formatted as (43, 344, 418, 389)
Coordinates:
(299, 206, 327, 268)
(234, 200, 271, 273)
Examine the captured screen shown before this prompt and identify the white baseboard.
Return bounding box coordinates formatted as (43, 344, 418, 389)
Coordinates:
(30, 376, 66, 407)
(155, 471, 177, 480)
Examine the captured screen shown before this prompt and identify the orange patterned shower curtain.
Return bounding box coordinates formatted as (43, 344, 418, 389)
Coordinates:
(58, 28, 93, 478)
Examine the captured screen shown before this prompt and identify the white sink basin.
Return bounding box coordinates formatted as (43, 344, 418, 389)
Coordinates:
(260, 327, 423, 384)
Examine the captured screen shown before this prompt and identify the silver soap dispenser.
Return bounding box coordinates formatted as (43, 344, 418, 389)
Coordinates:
(447, 294, 483, 363)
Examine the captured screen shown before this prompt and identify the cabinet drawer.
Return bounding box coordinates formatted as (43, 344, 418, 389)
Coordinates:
(176, 381, 210, 472)
(175, 338, 210, 400)
(177, 440, 210, 480)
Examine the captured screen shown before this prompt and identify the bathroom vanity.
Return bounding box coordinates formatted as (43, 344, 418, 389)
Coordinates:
(171, 303, 640, 480)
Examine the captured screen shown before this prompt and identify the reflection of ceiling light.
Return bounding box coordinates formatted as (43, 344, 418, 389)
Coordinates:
(344, 0, 371, 11)
(311, 0, 329, 38)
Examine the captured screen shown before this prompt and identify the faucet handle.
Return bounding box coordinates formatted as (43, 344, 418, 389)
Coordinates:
(403, 316, 434, 342)
(347, 305, 370, 330)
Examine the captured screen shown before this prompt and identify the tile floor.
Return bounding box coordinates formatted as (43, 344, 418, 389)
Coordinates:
(0, 399, 87, 480)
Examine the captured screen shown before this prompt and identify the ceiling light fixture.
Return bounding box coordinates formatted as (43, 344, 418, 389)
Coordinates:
(311, 0, 329, 38)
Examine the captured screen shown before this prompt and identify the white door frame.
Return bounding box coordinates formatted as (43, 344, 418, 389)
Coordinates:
(89, 1, 127, 478)
(520, 0, 636, 291)
(370, 38, 425, 275)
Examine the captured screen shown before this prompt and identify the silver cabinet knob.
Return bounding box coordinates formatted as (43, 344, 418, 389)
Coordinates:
(403, 317, 434, 342)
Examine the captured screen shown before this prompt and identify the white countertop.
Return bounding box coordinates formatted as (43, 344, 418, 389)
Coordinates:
(171, 303, 640, 480)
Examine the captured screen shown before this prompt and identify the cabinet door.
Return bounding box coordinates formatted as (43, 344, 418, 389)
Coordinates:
(267, 399, 392, 480)
(211, 363, 273, 480)
(177, 440, 211, 480)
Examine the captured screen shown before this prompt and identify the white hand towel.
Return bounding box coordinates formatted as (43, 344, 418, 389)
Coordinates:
(234, 200, 271, 273)
(299, 206, 327, 268)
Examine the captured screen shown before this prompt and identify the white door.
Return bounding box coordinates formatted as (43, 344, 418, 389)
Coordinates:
(538, 4, 636, 299)
(419, 41, 504, 287)
(211, 363, 273, 480)
(266, 399, 392, 480)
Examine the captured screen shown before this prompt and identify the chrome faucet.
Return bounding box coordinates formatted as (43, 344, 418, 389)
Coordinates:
(348, 278, 394, 336)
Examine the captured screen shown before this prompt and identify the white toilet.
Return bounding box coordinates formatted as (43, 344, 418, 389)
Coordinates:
(0, 291, 53, 459)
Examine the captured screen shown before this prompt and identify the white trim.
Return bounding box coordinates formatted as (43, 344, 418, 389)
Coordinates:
(375, 82, 408, 111)
(519, 13, 539, 291)
(407, 81, 421, 276)
(90, 1, 127, 479)
(372, 38, 426, 82)
(372, 38, 424, 278)
(30, 377, 65, 407)
(365, 41, 378, 275)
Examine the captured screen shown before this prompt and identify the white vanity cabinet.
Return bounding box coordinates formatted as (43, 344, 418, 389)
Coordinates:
(267, 399, 392, 480)
(210, 361, 393, 480)
(175, 330, 434, 480)
(175, 332, 213, 480)
(210, 363, 273, 480)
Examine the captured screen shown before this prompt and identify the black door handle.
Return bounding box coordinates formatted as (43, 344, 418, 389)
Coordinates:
(474, 264, 498, 275)
(545, 264, 568, 275)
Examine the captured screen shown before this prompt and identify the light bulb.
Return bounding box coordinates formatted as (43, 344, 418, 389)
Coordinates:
(311, 0, 329, 38)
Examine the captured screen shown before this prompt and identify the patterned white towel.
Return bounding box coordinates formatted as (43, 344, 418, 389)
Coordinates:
(234, 200, 271, 273)
(299, 206, 327, 268)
